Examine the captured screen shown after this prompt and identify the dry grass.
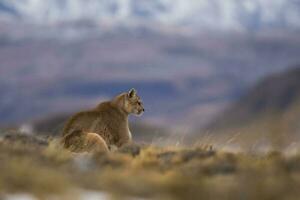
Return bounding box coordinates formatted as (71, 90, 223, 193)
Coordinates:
(1, 131, 300, 199)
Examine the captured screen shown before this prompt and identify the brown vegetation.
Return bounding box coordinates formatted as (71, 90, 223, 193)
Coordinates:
(1, 131, 300, 199)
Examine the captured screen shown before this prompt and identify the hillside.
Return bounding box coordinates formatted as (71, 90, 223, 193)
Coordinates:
(12, 112, 169, 145)
(207, 66, 300, 147)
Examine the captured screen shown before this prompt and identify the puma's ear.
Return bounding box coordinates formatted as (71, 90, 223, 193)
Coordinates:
(128, 88, 137, 98)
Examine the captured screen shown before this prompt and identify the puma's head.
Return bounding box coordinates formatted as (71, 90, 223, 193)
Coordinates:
(122, 88, 145, 116)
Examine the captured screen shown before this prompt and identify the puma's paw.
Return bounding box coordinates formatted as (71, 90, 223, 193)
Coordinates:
(109, 145, 118, 152)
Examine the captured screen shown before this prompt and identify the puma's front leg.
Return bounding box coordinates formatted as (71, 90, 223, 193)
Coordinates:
(109, 145, 118, 152)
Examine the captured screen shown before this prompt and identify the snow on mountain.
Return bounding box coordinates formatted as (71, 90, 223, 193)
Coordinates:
(0, 0, 300, 32)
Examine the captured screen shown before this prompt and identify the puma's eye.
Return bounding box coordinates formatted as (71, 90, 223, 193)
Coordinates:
(137, 102, 141, 105)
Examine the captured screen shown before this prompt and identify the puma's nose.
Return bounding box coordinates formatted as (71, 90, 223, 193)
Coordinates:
(142, 108, 145, 112)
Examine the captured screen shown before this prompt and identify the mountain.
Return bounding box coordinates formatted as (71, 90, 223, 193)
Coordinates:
(1, 0, 300, 132)
(207, 66, 300, 146)
(1, 32, 300, 130)
(0, 0, 300, 33)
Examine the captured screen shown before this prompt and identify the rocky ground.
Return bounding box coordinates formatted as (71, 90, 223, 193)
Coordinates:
(1, 131, 300, 200)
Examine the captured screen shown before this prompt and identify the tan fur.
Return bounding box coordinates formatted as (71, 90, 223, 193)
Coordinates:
(62, 89, 144, 153)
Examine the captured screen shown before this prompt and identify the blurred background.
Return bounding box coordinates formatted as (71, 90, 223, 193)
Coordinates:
(0, 0, 300, 145)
